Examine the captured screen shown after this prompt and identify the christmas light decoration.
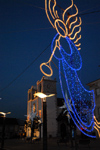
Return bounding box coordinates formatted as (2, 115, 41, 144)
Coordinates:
(94, 116, 100, 137)
(34, 92, 55, 98)
(51, 33, 96, 138)
(40, 0, 82, 77)
(40, 35, 61, 76)
(39, 0, 97, 138)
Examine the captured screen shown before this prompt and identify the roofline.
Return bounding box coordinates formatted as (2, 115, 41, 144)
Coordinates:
(87, 78, 100, 86)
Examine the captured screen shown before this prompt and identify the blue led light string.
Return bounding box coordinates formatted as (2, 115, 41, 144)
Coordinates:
(60, 46, 95, 128)
(51, 34, 95, 128)
(59, 62, 96, 138)
(51, 33, 96, 138)
(61, 58, 95, 131)
(60, 36, 95, 127)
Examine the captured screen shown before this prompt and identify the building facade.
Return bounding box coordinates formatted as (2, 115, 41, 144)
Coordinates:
(27, 76, 57, 138)
(87, 79, 100, 121)
(0, 117, 25, 139)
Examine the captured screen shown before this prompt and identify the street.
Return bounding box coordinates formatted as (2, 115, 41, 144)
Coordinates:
(1, 137, 100, 150)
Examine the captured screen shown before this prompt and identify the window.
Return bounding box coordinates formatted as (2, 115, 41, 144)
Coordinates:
(32, 88, 37, 99)
(96, 88, 100, 96)
(39, 110, 41, 118)
(33, 103, 36, 113)
(39, 83, 41, 92)
(34, 91, 37, 98)
(29, 92, 31, 100)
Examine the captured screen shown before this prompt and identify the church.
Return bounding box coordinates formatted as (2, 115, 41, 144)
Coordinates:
(26, 76, 58, 139)
(26, 76, 100, 139)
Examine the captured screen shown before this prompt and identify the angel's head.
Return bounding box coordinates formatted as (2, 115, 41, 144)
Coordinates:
(45, 0, 82, 50)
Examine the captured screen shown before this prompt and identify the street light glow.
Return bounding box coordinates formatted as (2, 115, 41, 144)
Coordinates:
(34, 92, 55, 98)
(0, 112, 5, 116)
(34, 92, 47, 98)
(0, 112, 11, 117)
(6, 112, 11, 115)
(34, 92, 55, 150)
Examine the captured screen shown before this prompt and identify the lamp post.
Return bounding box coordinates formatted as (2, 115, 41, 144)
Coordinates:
(0, 112, 11, 150)
(34, 92, 55, 150)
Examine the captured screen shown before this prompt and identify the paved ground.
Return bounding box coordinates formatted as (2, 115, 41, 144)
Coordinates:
(0, 137, 100, 150)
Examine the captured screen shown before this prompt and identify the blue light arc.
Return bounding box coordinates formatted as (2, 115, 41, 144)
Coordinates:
(51, 33, 96, 138)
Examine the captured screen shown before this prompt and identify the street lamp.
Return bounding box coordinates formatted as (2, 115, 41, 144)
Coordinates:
(0, 112, 11, 117)
(34, 92, 55, 150)
(0, 112, 11, 150)
(34, 92, 55, 98)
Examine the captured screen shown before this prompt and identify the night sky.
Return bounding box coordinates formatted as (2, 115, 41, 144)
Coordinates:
(0, 0, 100, 120)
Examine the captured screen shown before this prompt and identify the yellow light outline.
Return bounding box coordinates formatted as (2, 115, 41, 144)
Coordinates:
(45, 0, 55, 28)
(69, 17, 77, 29)
(75, 43, 81, 47)
(40, 0, 82, 77)
(65, 4, 78, 26)
(54, 19, 68, 38)
(40, 62, 53, 77)
(56, 21, 65, 35)
(64, 4, 81, 50)
(49, 0, 55, 20)
(68, 18, 82, 36)
(94, 122, 100, 129)
(74, 35, 81, 44)
(78, 48, 81, 50)
(94, 126, 100, 138)
(55, 10, 59, 18)
(70, 27, 81, 40)
(94, 116, 100, 138)
(53, 0, 59, 18)
(40, 35, 61, 76)
(62, 0, 73, 22)
(94, 116, 100, 125)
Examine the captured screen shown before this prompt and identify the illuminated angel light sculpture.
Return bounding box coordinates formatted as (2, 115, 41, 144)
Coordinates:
(40, 0, 99, 138)
(40, 0, 82, 76)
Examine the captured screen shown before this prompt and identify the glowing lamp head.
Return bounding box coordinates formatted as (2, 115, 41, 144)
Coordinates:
(6, 112, 11, 115)
(34, 92, 47, 98)
(0, 112, 11, 117)
(34, 92, 55, 98)
(0, 112, 5, 116)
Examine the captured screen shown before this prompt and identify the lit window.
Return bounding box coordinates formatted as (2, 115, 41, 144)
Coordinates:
(39, 110, 41, 118)
(33, 104, 36, 113)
